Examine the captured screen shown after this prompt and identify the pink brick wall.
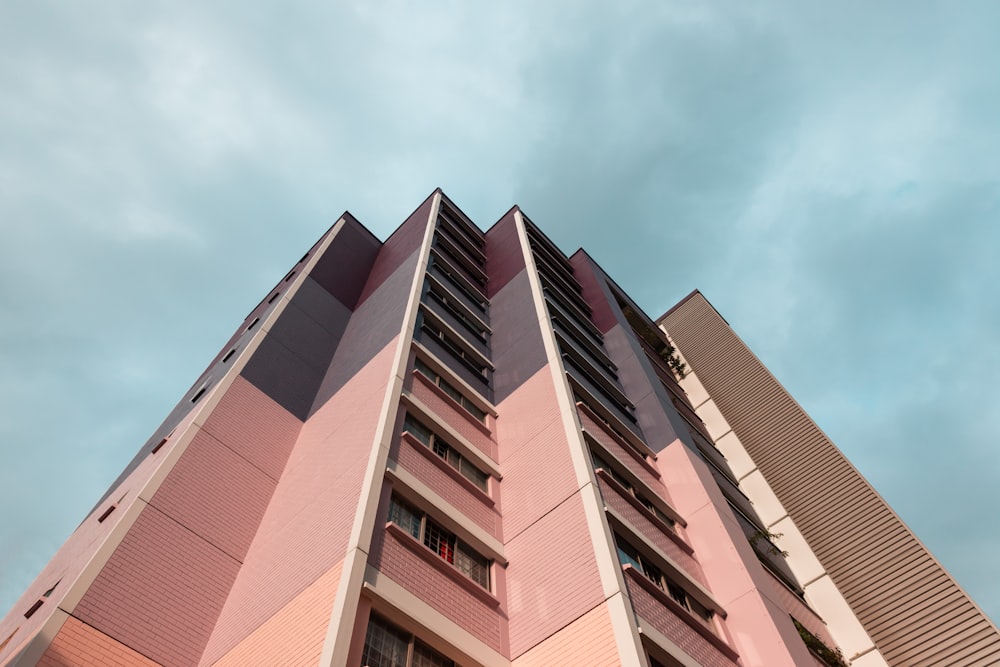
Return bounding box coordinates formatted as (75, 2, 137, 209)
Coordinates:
(568, 251, 618, 335)
(199, 338, 398, 664)
(73, 505, 242, 666)
(212, 560, 343, 667)
(147, 428, 277, 562)
(510, 603, 621, 667)
(495, 368, 579, 540)
(200, 375, 303, 481)
(37, 616, 158, 667)
(409, 373, 496, 460)
(0, 410, 196, 665)
(597, 476, 706, 587)
(505, 493, 605, 658)
(625, 573, 737, 667)
(394, 436, 500, 538)
(484, 209, 524, 297)
(371, 529, 503, 651)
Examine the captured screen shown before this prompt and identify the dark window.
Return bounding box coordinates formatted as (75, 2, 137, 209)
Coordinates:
(361, 614, 457, 667)
(420, 320, 489, 381)
(414, 358, 488, 423)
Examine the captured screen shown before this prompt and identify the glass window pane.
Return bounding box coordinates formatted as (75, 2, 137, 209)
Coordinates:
(440, 380, 464, 405)
(463, 400, 487, 422)
(455, 543, 490, 589)
(432, 440, 450, 461)
(388, 498, 421, 540)
(404, 415, 433, 446)
(361, 615, 409, 667)
(414, 358, 437, 380)
(412, 641, 455, 667)
(424, 520, 456, 563)
(459, 459, 489, 492)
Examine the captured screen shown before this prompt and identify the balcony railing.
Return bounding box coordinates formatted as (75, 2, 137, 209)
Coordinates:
(429, 252, 488, 314)
(433, 233, 487, 289)
(623, 566, 739, 667)
(597, 474, 705, 586)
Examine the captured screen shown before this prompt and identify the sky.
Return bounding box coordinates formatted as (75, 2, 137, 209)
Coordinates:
(2, 0, 999, 627)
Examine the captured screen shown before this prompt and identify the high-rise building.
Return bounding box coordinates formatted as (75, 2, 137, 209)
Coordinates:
(1, 190, 996, 666)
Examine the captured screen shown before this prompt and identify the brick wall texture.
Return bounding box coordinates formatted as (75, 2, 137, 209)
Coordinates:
(211, 560, 343, 667)
(371, 529, 503, 651)
(38, 616, 158, 667)
(626, 576, 736, 667)
(505, 493, 605, 658)
(395, 436, 500, 538)
(73, 505, 241, 666)
(510, 603, 622, 667)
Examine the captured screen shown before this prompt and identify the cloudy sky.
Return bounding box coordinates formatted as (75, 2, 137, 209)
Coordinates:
(2, 0, 998, 625)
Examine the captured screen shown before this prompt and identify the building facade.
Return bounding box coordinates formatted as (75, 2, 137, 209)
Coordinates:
(1, 190, 995, 666)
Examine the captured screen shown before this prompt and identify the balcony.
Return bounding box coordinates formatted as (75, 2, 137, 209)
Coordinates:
(423, 289, 491, 358)
(428, 251, 488, 314)
(554, 328, 618, 388)
(578, 407, 661, 491)
(433, 233, 487, 290)
(732, 507, 803, 595)
(541, 282, 603, 342)
(597, 472, 704, 586)
(563, 353, 637, 429)
(623, 566, 739, 667)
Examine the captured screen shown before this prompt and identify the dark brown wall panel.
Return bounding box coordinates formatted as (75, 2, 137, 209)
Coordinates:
(661, 292, 1000, 666)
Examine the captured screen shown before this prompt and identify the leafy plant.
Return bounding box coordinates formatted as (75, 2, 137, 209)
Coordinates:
(792, 618, 849, 667)
(750, 529, 789, 557)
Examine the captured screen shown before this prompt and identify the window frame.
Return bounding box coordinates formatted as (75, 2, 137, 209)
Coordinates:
(413, 357, 489, 423)
(419, 315, 492, 385)
(403, 413, 490, 493)
(361, 613, 457, 667)
(388, 496, 491, 590)
(591, 452, 676, 530)
(615, 534, 714, 626)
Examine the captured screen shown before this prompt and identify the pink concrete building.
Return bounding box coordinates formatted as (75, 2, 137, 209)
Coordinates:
(1, 190, 996, 666)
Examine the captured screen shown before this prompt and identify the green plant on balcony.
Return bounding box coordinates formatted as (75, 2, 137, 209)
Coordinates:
(792, 618, 849, 667)
(750, 528, 789, 557)
(619, 303, 687, 379)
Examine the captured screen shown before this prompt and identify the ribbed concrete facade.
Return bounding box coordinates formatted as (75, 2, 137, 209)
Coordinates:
(661, 291, 1000, 667)
(1, 192, 953, 667)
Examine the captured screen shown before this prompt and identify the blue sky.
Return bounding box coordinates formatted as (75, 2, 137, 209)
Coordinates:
(2, 0, 999, 626)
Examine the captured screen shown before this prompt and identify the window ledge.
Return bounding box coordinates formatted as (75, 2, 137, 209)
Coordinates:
(385, 522, 500, 607)
(412, 370, 493, 437)
(576, 401, 659, 473)
(401, 432, 496, 507)
(623, 565, 739, 661)
(596, 469, 692, 554)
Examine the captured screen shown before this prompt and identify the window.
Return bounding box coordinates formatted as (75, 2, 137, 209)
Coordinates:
(434, 234, 487, 286)
(426, 281, 489, 343)
(403, 414, 489, 492)
(616, 535, 713, 625)
(592, 452, 675, 529)
(388, 496, 490, 589)
(413, 358, 488, 423)
(430, 253, 487, 312)
(420, 319, 489, 381)
(361, 614, 456, 667)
